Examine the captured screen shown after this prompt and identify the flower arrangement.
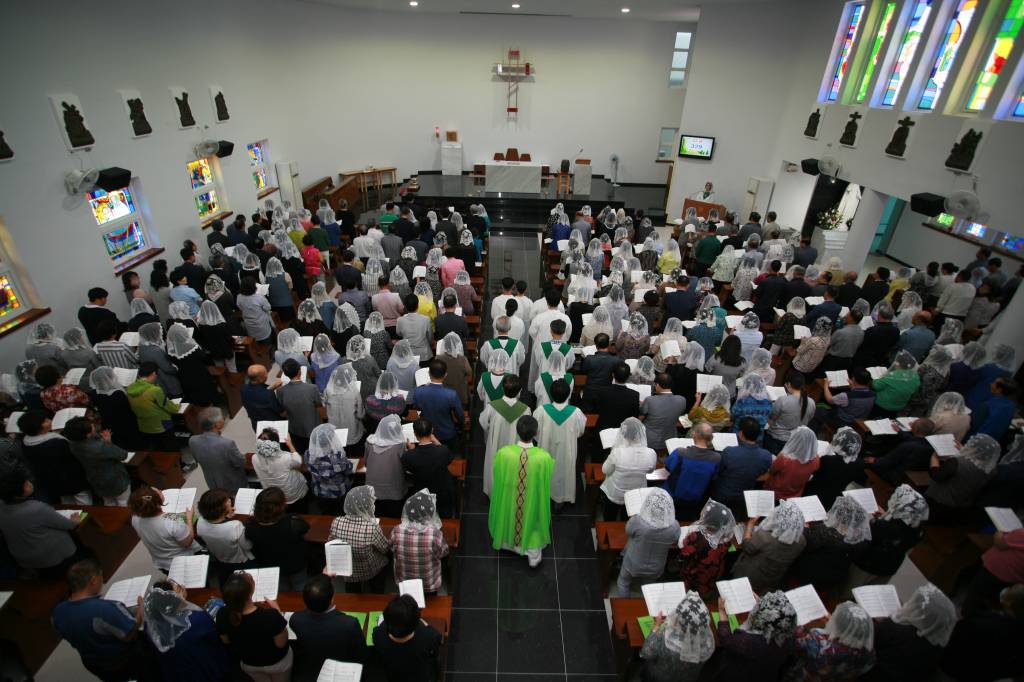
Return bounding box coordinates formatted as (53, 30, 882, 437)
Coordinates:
(817, 204, 845, 231)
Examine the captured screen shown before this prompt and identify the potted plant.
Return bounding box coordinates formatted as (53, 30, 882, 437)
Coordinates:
(817, 204, 849, 251)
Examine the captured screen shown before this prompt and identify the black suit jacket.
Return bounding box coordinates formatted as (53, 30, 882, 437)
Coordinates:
(391, 218, 418, 243)
(434, 312, 469, 341)
(861, 280, 890, 307)
(852, 321, 900, 367)
(586, 384, 641, 433)
(753, 274, 787, 320)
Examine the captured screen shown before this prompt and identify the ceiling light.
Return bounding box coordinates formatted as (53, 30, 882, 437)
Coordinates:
(409, 1, 418, 5)
(512, 3, 520, 7)
(621, 7, 630, 12)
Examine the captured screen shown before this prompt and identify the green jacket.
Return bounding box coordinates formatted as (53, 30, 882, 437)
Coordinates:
(695, 235, 722, 265)
(306, 226, 331, 251)
(126, 379, 179, 434)
(872, 369, 920, 412)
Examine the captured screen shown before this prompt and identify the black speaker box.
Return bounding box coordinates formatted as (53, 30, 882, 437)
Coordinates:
(801, 158, 820, 175)
(94, 167, 132, 191)
(910, 192, 946, 217)
(215, 140, 234, 158)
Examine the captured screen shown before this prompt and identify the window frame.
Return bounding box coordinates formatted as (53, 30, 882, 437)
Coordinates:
(186, 156, 228, 224)
(656, 127, 679, 160)
(0, 214, 48, 335)
(86, 180, 158, 270)
(669, 31, 693, 89)
(910, 0, 984, 111)
(876, 0, 938, 108)
(246, 139, 278, 197)
(963, 0, 1024, 112)
(821, 1, 868, 102)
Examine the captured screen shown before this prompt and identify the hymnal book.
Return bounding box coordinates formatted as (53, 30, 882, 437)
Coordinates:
(646, 468, 670, 482)
(926, 434, 959, 457)
(866, 366, 887, 380)
(256, 421, 290, 440)
(168, 555, 209, 588)
(284, 612, 297, 639)
(317, 659, 363, 682)
(864, 419, 897, 436)
(792, 325, 811, 340)
(599, 428, 619, 450)
(233, 488, 258, 516)
(711, 433, 738, 450)
(896, 417, 918, 431)
(161, 488, 197, 514)
(825, 370, 849, 387)
(725, 315, 743, 329)
(773, 308, 785, 319)
(839, 307, 849, 318)
(816, 440, 831, 456)
(6, 412, 25, 433)
(245, 567, 280, 602)
(786, 585, 828, 625)
(641, 582, 686, 617)
(325, 540, 354, 577)
(52, 407, 87, 430)
(402, 423, 417, 443)
(296, 336, 314, 352)
(733, 300, 754, 311)
(665, 438, 694, 453)
(696, 374, 723, 393)
(414, 368, 430, 387)
(170, 398, 190, 412)
(624, 487, 656, 516)
(843, 488, 879, 514)
(743, 490, 775, 518)
(716, 577, 756, 615)
(119, 331, 140, 346)
(681, 320, 698, 329)
(625, 359, 639, 371)
(55, 509, 84, 521)
(580, 345, 597, 356)
(104, 576, 151, 606)
(984, 507, 1023, 532)
(113, 368, 138, 385)
(791, 495, 827, 522)
(412, 265, 427, 279)
(581, 313, 593, 327)
(766, 386, 787, 401)
(556, 239, 569, 252)
(626, 383, 652, 402)
(852, 585, 901, 618)
(804, 297, 825, 306)
(64, 368, 86, 385)
(660, 340, 682, 358)
(256, 284, 270, 297)
(859, 316, 875, 330)
(334, 429, 349, 446)
(398, 579, 426, 608)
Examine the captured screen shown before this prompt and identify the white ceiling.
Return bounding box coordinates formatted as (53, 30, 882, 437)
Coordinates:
(298, 0, 783, 23)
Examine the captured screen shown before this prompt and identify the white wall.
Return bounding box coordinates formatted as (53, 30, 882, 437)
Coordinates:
(0, 0, 686, 369)
(885, 209, 992, 267)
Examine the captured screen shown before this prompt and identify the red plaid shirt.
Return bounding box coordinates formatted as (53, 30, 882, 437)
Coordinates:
(390, 524, 449, 592)
(328, 517, 390, 582)
(40, 384, 90, 413)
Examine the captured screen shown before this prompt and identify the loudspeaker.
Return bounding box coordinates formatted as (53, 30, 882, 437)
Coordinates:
(215, 140, 234, 158)
(94, 167, 132, 191)
(910, 192, 946, 217)
(801, 158, 820, 176)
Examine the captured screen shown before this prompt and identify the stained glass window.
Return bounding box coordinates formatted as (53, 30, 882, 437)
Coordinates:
(936, 212, 956, 227)
(102, 221, 146, 259)
(918, 0, 979, 109)
(967, 0, 1024, 111)
(1014, 90, 1024, 116)
(999, 232, 1024, 250)
(246, 142, 265, 166)
(881, 0, 933, 106)
(252, 168, 268, 190)
(195, 190, 220, 219)
(857, 2, 897, 103)
(187, 159, 213, 190)
(0, 273, 22, 320)
(827, 2, 866, 101)
(964, 221, 987, 238)
(87, 188, 137, 226)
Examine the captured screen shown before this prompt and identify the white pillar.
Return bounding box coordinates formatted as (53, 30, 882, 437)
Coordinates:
(980, 285, 1024, 373)
(817, 189, 885, 275)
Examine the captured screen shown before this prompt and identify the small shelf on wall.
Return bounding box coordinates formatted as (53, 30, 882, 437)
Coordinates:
(0, 307, 52, 339)
(113, 247, 166, 277)
(920, 223, 1023, 264)
(257, 186, 279, 200)
(200, 211, 234, 229)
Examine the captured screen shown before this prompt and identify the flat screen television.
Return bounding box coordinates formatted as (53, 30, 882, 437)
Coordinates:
(678, 134, 715, 160)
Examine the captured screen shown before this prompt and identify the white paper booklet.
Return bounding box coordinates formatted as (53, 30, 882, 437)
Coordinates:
(256, 420, 290, 440)
(104, 576, 151, 606)
(279, 367, 309, 385)
(896, 417, 918, 431)
(825, 370, 849, 387)
(792, 325, 811, 340)
(284, 611, 297, 639)
(660, 339, 682, 358)
(398, 578, 426, 608)
(52, 407, 88, 430)
(55, 509, 81, 520)
(414, 367, 430, 387)
(599, 428, 619, 450)
(256, 283, 270, 297)
(412, 265, 427, 279)
(681, 320, 698, 329)
(864, 419, 897, 436)
(646, 468, 670, 482)
(804, 297, 825, 306)
(581, 313, 593, 327)
(296, 336, 315, 353)
(665, 438, 694, 453)
(168, 555, 209, 588)
(325, 540, 353, 577)
(859, 316, 875, 330)
(580, 345, 597, 357)
(246, 567, 280, 601)
(317, 659, 363, 682)
(170, 398, 190, 412)
(843, 488, 879, 514)
(677, 524, 699, 547)
(233, 488, 259, 516)
(334, 429, 349, 446)
(786, 585, 828, 625)
(625, 359, 639, 371)
(926, 434, 959, 457)
(725, 315, 744, 329)
(624, 487, 656, 516)
(113, 368, 138, 385)
(734, 300, 754, 311)
(626, 383, 652, 402)
(402, 422, 417, 444)
(985, 507, 1023, 532)
(816, 440, 831, 456)
(744, 490, 775, 518)
(64, 368, 86, 385)
(716, 577, 756, 615)
(766, 386, 788, 401)
(791, 495, 827, 522)
(711, 433, 738, 450)
(161, 488, 197, 514)
(119, 331, 140, 346)
(852, 585, 901, 618)
(696, 373, 723, 393)
(866, 366, 887, 380)
(641, 582, 686, 617)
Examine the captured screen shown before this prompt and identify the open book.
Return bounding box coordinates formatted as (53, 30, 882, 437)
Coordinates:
(866, 366, 887, 380)
(863, 419, 897, 436)
(926, 434, 959, 457)
(256, 421, 290, 440)
(112, 368, 138, 385)
(233, 488, 258, 516)
(734, 300, 754, 311)
(599, 428, 619, 450)
(52, 407, 88, 431)
(296, 336, 315, 353)
(792, 325, 811, 340)
(119, 331, 140, 346)
(716, 577, 756, 615)
(665, 438, 694, 453)
(852, 584, 901, 618)
(414, 367, 430, 387)
(245, 567, 280, 601)
(825, 370, 849, 387)
(790, 495, 827, 523)
(161, 488, 197, 514)
(402, 422, 417, 444)
(325, 540, 354, 577)
(104, 576, 151, 606)
(785, 584, 828, 625)
(625, 384, 652, 402)
(843, 488, 879, 514)
(696, 373, 723, 394)
(984, 507, 1023, 532)
(641, 582, 686, 617)
(660, 340, 681, 358)
(63, 368, 86, 385)
(398, 578, 426, 608)
(711, 433, 738, 450)
(743, 490, 775, 518)
(624, 487, 656, 516)
(317, 660, 363, 682)
(766, 386, 788, 401)
(168, 555, 209, 589)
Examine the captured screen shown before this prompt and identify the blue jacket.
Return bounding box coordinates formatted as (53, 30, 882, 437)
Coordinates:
(966, 364, 1012, 410)
(412, 382, 464, 441)
(970, 394, 1014, 441)
(663, 446, 720, 504)
(710, 443, 772, 501)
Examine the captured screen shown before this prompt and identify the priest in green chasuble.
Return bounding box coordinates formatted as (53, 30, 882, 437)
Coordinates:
(479, 373, 530, 496)
(488, 414, 554, 567)
(533, 378, 586, 505)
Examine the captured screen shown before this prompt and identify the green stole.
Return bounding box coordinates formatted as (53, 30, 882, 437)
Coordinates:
(540, 372, 574, 400)
(488, 337, 518, 356)
(480, 372, 505, 401)
(541, 341, 571, 360)
(542, 402, 577, 426)
(490, 398, 528, 423)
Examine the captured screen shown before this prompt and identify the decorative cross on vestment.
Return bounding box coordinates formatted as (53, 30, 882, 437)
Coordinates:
(513, 447, 529, 545)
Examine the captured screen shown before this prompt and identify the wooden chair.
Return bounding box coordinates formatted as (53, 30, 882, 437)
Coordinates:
(493, 153, 505, 161)
(505, 148, 520, 161)
(520, 153, 531, 162)
(470, 164, 486, 186)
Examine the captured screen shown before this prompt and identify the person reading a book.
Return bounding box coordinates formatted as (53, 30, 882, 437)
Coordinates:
(615, 487, 680, 596)
(640, 591, 716, 682)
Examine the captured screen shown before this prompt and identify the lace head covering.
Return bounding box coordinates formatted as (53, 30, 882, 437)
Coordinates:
(369, 414, 406, 450)
(413, 281, 433, 299)
(401, 245, 418, 261)
(391, 340, 416, 368)
(921, 345, 953, 377)
(168, 301, 192, 322)
(661, 591, 715, 663)
(255, 438, 284, 460)
(374, 371, 400, 399)
(742, 591, 797, 646)
(265, 257, 285, 278)
(960, 433, 1000, 474)
(451, 212, 464, 231)
(63, 327, 90, 351)
(311, 333, 339, 367)
(454, 270, 471, 287)
(589, 305, 614, 337)
(780, 425, 818, 464)
(662, 240, 681, 262)
(929, 392, 968, 419)
(681, 342, 706, 371)
(89, 366, 124, 395)
(343, 485, 377, 522)
(696, 499, 736, 548)
(129, 299, 154, 318)
(568, 275, 596, 304)
(325, 363, 357, 397)
(882, 484, 929, 527)
(737, 373, 769, 401)
(891, 584, 956, 646)
(440, 332, 464, 358)
(695, 307, 716, 330)
(992, 344, 1016, 371)
(825, 496, 872, 544)
(759, 500, 806, 544)
(345, 335, 369, 362)
(197, 300, 226, 326)
(204, 274, 227, 301)
(960, 341, 987, 369)
(485, 349, 510, 374)
(334, 303, 359, 333)
(851, 298, 870, 320)
(871, 300, 894, 323)
(749, 348, 771, 373)
(459, 229, 474, 246)
(296, 299, 319, 324)
(14, 360, 40, 395)
(626, 312, 648, 340)
(364, 311, 386, 335)
(740, 311, 760, 330)
(138, 322, 165, 349)
(613, 418, 647, 449)
(613, 226, 628, 245)
(702, 384, 730, 412)
(823, 602, 874, 650)
(633, 356, 656, 383)
(402, 488, 442, 531)
(661, 318, 683, 341)
(308, 423, 345, 458)
(812, 316, 833, 338)
(426, 248, 444, 269)
(829, 426, 862, 463)
(166, 323, 199, 359)
(935, 317, 963, 345)
(586, 238, 603, 259)
(889, 350, 918, 372)
(142, 587, 194, 653)
(310, 281, 331, 307)
(277, 329, 300, 354)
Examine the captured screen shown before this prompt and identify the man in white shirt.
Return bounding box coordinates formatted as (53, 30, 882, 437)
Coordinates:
(352, 226, 378, 259)
(490, 277, 516, 322)
(934, 270, 976, 321)
(529, 289, 572, 346)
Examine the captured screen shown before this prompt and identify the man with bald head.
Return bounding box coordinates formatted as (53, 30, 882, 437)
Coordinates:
(896, 310, 937, 362)
(663, 420, 722, 519)
(239, 364, 284, 430)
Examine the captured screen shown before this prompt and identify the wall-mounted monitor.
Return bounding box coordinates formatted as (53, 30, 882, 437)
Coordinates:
(678, 134, 715, 160)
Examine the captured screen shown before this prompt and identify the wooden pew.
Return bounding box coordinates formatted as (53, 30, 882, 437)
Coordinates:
(301, 176, 335, 214)
(325, 175, 360, 211)
(55, 505, 138, 580)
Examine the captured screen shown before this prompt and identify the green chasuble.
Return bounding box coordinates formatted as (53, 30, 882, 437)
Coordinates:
(488, 444, 554, 551)
(540, 341, 571, 360)
(539, 372, 574, 402)
(542, 402, 576, 426)
(480, 372, 506, 401)
(488, 337, 519, 356)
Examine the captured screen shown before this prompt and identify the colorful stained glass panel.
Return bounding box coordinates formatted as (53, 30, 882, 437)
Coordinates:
(0, 274, 22, 319)
(252, 168, 268, 190)
(967, 0, 1024, 111)
(246, 142, 265, 166)
(918, 0, 978, 109)
(827, 3, 866, 101)
(881, 0, 933, 106)
(102, 221, 146, 260)
(935, 212, 956, 227)
(87, 188, 136, 226)
(964, 222, 987, 238)
(999, 233, 1024, 250)
(187, 159, 213, 190)
(857, 2, 897, 103)
(1014, 91, 1024, 116)
(195, 190, 220, 219)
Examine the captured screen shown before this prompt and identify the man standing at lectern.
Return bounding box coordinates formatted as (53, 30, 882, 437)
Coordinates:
(689, 181, 716, 201)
